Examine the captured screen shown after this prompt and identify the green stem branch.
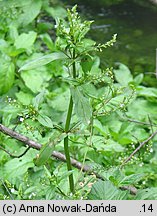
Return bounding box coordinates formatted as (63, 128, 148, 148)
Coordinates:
(63, 49, 76, 193)
(64, 97, 74, 193)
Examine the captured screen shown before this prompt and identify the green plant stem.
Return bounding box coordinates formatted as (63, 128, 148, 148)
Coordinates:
(72, 49, 76, 78)
(64, 96, 74, 193)
(63, 49, 76, 193)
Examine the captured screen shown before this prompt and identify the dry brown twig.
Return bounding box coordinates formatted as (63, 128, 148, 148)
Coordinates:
(0, 124, 90, 172)
(121, 129, 157, 167)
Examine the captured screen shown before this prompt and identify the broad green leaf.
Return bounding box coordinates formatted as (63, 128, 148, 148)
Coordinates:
(19, 0, 42, 26)
(34, 132, 66, 166)
(81, 38, 96, 50)
(0, 0, 31, 8)
(14, 31, 37, 49)
(19, 52, 66, 71)
(88, 180, 128, 200)
(90, 56, 101, 75)
(0, 104, 21, 114)
(93, 119, 109, 136)
(137, 86, 157, 98)
(119, 173, 145, 186)
(81, 55, 93, 73)
(45, 6, 67, 19)
(113, 63, 133, 85)
(0, 61, 15, 95)
(21, 68, 51, 93)
(37, 114, 54, 128)
(103, 139, 125, 152)
(81, 83, 98, 99)
(127, 98, 157, 119)
(90, 135, 105, 150)
(0, 39, 8, 51)
(133, 73, 143, 85)
(32, 91, 46, 110)
(21, 71, 44, 93)
(9, 26, 18, 41)
(15, 91, 33, 105)
(51, 90, 70, 112)
(71, 86, 92, 125)
(4, 149, 37, 182)
(135, 188, 157, 200)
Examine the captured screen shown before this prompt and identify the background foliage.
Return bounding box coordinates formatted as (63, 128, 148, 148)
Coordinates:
(0, 0, 157, 200)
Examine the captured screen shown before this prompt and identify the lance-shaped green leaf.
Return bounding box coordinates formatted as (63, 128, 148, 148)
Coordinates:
(19, 52, 67, 71)
(37, 114, 54, 128)
(71, 86, 92, 125)
(34, 131, 66, 167)
(0, 61, 15, 95)
(33, 91, 46, 110)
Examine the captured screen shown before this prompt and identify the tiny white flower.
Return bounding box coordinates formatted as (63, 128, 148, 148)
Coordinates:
(11, 188, 15, 193)
(150, 148, 153, 153)
(139, 163, 143, 167)
(19, 117, 24, 122)
(25, 114, 29, 118)
(32, 192, 36, 197)
(120, 103, 125, 108)
(8, 98, 12, 102)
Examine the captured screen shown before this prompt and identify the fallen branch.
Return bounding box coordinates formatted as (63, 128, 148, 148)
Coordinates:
(120, 186, 137, 195)
(121, 129, 157, 167)
(127, 118, 157, 127)
(0, 124, 90, 172)
(0, 123, 137, 195)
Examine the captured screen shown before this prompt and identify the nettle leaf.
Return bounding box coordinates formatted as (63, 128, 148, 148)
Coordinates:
(0, 61, 15, 95)
(135, 188, 157, 200)
(88, 180, 128, 200)
(15, 91, 33, 105)
(14, 31, 37, 49)
(127, 98, 157, 119)
(119, 173, 145, 186)
(37, 114, 54, 128)
(114, 63, 133, 85)
(19, 52, 66, 71)
(4, 149, 37, 183)
(19, 0, 42, 26)
(103, 139, 125, 152)
(51, 90, 70, 112)
(137, 86, 157, 98)
(71, 86, 92, 125)
(21, 68, 51, 93)
(45, 6, 67, 19)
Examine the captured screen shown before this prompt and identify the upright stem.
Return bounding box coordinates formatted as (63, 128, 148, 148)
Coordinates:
(63, 49, 76, 193)
(156, 49, 157, 78)
(64, 96, 74, 193)
(72, 49, 76, 78)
